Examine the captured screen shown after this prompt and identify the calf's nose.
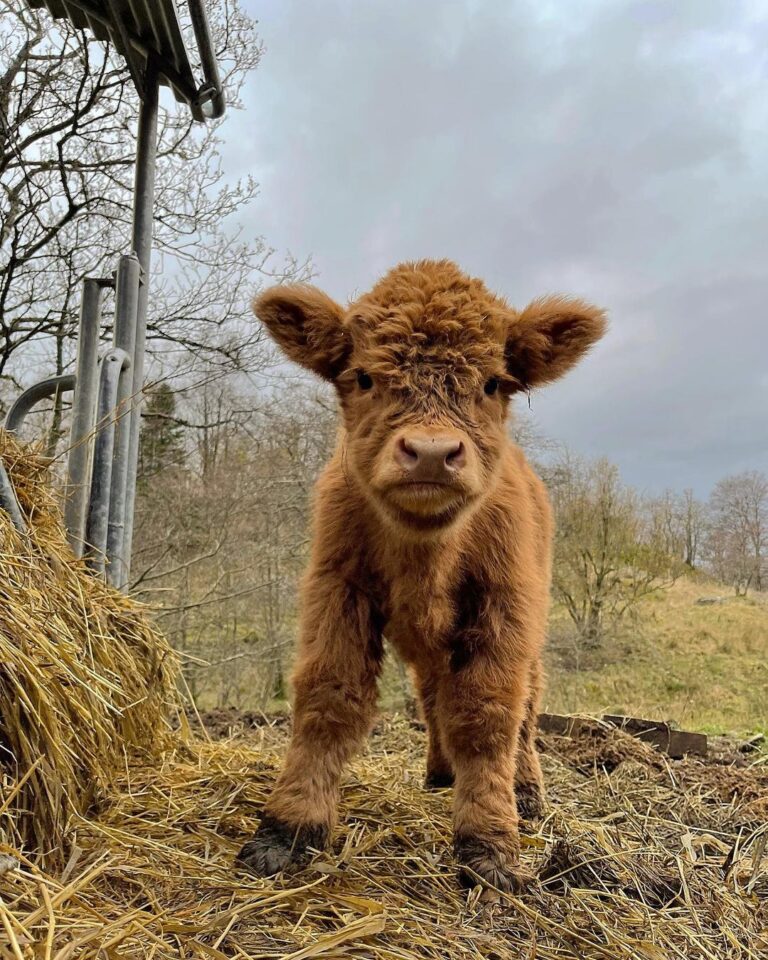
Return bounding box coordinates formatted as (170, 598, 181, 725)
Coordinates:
(394, 434, 466, 481)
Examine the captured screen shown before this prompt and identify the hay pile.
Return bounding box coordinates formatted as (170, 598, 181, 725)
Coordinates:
(0, 433, 177, 862)
(0, 435, 766, 958)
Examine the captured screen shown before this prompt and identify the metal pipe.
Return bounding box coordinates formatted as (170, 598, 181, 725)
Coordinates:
(4, 374, 76, 436)
(131, 61, 160, 269)
(64, 277, 108, 555)
(0, 462, 26, 534)
(83, 348, 130, 576)
(119, 61, 160, 589)
(105, 254, 141, 586)
(187, 0, 226, 118)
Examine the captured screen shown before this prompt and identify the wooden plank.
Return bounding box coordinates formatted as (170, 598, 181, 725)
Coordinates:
(537, 713, 604, 738)
(602, 715, 707, 758)
(538, 712, 708, 759)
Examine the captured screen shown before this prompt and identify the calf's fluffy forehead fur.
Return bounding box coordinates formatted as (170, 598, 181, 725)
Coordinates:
(347, 260, 507, 393)
(253, 258, 606, 395)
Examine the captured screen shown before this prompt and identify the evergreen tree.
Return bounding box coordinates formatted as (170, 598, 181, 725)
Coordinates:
(138, 384, 184, 485)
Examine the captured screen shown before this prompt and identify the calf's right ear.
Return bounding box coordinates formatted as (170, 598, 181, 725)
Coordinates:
(253, 284, 350, 381)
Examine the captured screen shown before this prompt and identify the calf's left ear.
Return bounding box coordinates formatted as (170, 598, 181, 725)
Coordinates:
(253, 284, 350, 381)
(504, 295, 607, 389)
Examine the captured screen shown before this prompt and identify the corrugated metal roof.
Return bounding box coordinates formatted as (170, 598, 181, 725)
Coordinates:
(26, 0, 223, 120)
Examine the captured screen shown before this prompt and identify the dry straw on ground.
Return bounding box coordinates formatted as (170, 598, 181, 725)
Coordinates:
(0, 436, 766, 958)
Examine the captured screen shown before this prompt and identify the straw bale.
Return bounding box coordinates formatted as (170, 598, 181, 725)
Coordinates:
(0, 433, 178, 864)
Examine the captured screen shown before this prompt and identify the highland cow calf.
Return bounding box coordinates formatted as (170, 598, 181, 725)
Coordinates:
(237, 260, 605, 890)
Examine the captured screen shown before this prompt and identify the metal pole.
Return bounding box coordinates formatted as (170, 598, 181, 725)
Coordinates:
(84, 349, 130, 576)
(120, 59, 160, 589)
(64, 277, 106, 555)
(0, 462, 26, 534)
(105, 254, 141, 585)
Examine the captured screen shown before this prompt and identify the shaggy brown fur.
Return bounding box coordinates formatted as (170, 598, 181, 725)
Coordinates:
(237, 259, 606, 890)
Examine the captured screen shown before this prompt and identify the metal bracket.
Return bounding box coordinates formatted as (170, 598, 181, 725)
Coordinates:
(5, 374, 77, 437)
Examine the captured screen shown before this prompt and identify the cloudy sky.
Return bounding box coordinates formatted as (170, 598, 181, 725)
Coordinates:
(221, 0, 767, 496)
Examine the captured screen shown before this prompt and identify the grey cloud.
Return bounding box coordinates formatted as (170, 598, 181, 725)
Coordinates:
(224, 0, 768, 495)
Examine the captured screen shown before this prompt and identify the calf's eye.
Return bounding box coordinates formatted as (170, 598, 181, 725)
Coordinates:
(484, 377, 499, 396)
(357, 370, 373, 391)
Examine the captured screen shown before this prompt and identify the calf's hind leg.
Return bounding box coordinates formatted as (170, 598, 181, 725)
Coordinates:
(237, 577, 382, 876)
(414, 670, 454, 789)
(514, 657, 546, 821)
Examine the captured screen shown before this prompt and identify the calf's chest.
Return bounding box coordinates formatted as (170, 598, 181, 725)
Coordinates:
(373, 550, 463, 664)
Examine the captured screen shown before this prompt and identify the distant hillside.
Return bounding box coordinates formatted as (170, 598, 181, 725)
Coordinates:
(544, 574, 768, 736)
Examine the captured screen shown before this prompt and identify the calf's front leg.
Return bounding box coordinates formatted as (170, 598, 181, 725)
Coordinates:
(237, 576, 382, 876)
(437, 648, 533, 892)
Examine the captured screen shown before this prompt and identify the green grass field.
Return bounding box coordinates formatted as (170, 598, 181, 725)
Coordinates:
(544, 575, 768, 736)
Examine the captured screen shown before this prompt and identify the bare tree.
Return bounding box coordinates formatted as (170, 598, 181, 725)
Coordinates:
(646, 487, 706, 569)
(131, 377, 337, 708)
(679, 487, 706, 568)
(707, 470, 768, 595)
(0, 0, 307, 400)
(646, 489, 683, 561)
(550, 454, 683, 643)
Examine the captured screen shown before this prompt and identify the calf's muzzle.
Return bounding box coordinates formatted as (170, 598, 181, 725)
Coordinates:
(393, 432, 467, 483)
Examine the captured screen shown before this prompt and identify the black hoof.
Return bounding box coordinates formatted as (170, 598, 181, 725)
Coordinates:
(515, 782, 546, 821)
(236, 815, 328, 877)
(454, 834, 533, 893)
(424, 769, 454, 790)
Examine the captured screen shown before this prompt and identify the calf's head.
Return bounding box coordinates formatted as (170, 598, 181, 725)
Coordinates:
(255, 260, 605, 533)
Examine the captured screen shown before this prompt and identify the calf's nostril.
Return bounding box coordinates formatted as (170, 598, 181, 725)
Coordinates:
(396, 436, 420, 467)
(402, 438, 418, 460)
(445, 441, 466, 469)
